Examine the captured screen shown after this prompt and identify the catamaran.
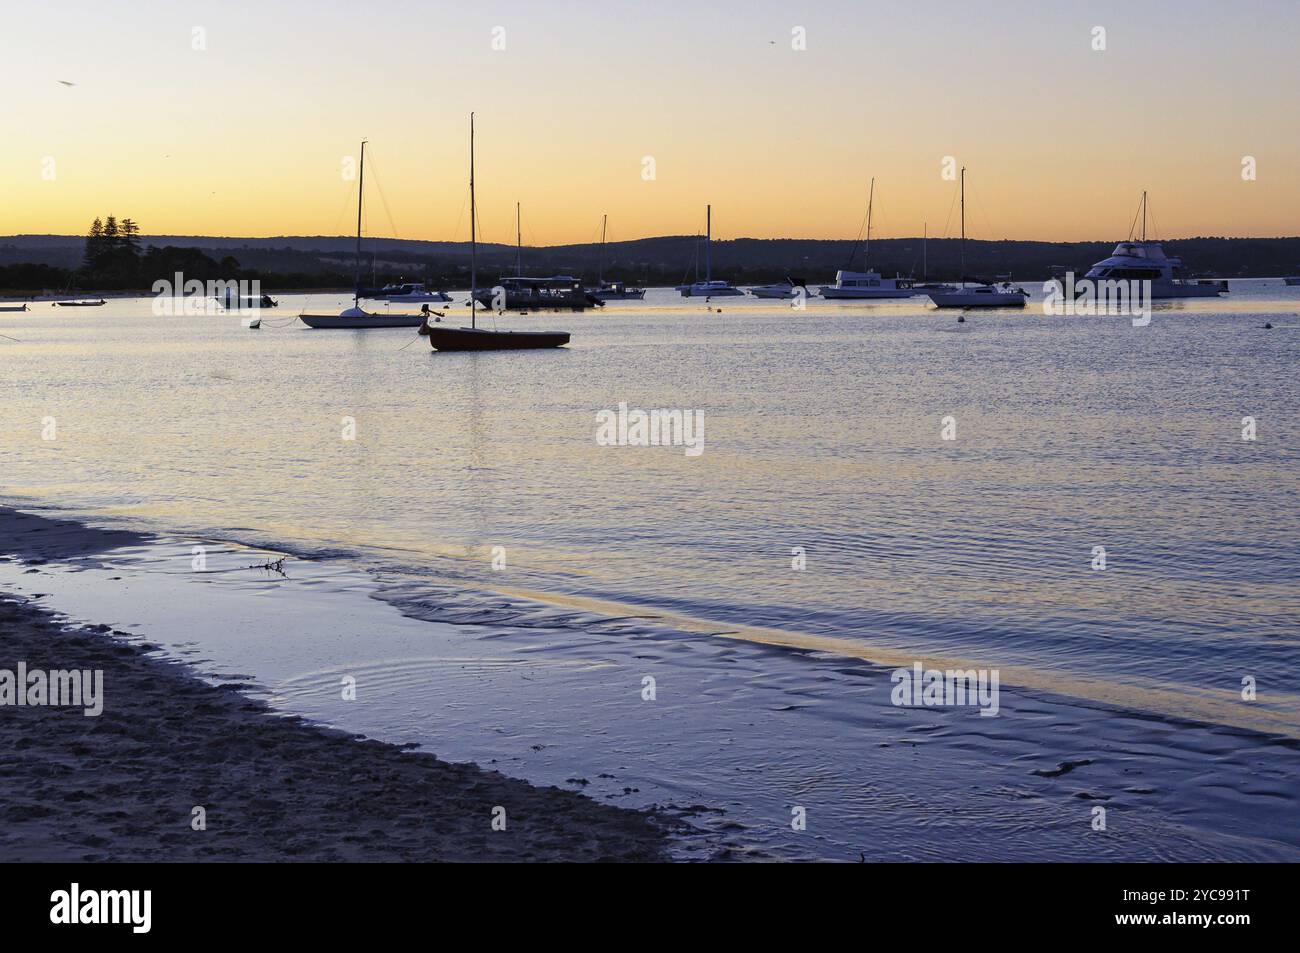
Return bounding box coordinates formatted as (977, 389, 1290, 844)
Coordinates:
(472, 203, 599, 310)
(677, 206, 743, 297)
(819, 179, 915, 299)
(1073, 192, 1228, 298)
(426, 115, 570, 352)
(589, 215, 645, 300)
(300, 141, 426, 329)
(927, 169, 1028, 308)
(911, 223, 957, 295)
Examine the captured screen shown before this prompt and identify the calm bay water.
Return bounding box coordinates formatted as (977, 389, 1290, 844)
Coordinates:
(3, 282, 1299, 734)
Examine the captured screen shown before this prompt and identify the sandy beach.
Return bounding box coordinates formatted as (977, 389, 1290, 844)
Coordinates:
(0, 508, 674, 862)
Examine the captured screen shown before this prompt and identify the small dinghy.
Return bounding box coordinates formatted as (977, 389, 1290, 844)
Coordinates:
(0, 303, 28, 312)
(242, 317, 261, 329)
(54, 298, 107, 307)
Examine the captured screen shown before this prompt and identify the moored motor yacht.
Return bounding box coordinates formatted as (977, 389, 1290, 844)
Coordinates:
(1072, 193, 1227, 298)
(749, 278, 809, 299)
(928, 282, 1029, 308)
(590, 280, 646, 301)
(819, 269, 914, 299)
(472, 275, 599, 310)
(369, 281, 452, 303)
(818, 178, 914, 299)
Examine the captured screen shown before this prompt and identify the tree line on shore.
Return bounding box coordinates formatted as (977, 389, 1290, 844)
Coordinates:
(0, 217, 367, 294)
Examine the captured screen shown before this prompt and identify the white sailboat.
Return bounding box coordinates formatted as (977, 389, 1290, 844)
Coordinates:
(818, 179, 915, 299)
(590, 215, 646, 300)
(927, 168, 1028, 308)
(677, 206, 743, 297)
(300, 140, 426, 329)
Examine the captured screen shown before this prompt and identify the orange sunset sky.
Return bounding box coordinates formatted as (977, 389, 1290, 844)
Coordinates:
(3, 0, 1298, 245)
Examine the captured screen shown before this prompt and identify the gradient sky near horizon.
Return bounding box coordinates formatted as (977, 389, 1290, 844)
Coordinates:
(3, 0, 1298, 245)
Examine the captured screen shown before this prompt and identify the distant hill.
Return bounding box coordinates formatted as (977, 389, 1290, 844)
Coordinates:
(3, 233, 1299, 286)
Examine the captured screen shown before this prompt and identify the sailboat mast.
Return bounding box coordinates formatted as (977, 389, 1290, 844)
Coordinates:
(705, 205, 712, 283)
(599, 214, 607, 284)
(1142, 190, 1147, 242)
(923, 222, 927, 281)
(865, 177, 874, 266)
(354, 139, 366, 305)
(959, 167, 966, 285)
(470, 115, 476, 329)
(516, 202, 522, 277)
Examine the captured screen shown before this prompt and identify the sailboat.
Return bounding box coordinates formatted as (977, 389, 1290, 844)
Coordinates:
(426, 115, 570, 352)
(676, 206, 743, 296)
(911, 223, 957, 295)
(590, 215, 645, 300)
(300, 140, 426, 329)
(927, 168, 1028, 308)
(818, 179, 915, 299)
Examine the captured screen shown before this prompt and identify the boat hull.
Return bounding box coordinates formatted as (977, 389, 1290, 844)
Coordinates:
(427, 326, 570, 351)
(1285, 277, 1300, 286)
(382, 291, 453, 303)
(471, 291, 592, 311)
(53, 300, 106, 307)
(0, 304, 28, 312)
(1148, 282, 1227, 298)
(818, 287, 913, 299)
(590, 290, 646, 301)
(677, 285, 744, 297)
(299, 312, 426, 328)
(928, 292, 1027, 308)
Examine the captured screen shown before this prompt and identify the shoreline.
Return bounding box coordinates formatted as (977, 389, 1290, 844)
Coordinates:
(0, 508, 678, 862)
(4, 502, 1298, 862)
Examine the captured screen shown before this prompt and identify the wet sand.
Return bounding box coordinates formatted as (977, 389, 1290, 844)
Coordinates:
(0, 507, 674, 862)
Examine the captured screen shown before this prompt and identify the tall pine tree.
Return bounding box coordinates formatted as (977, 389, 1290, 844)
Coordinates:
(83, 218, 105, 269)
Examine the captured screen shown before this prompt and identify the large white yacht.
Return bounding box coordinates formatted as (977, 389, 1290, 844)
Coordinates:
(1079, 241, 1228, 298)
(1075, 193, 1227, 298)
